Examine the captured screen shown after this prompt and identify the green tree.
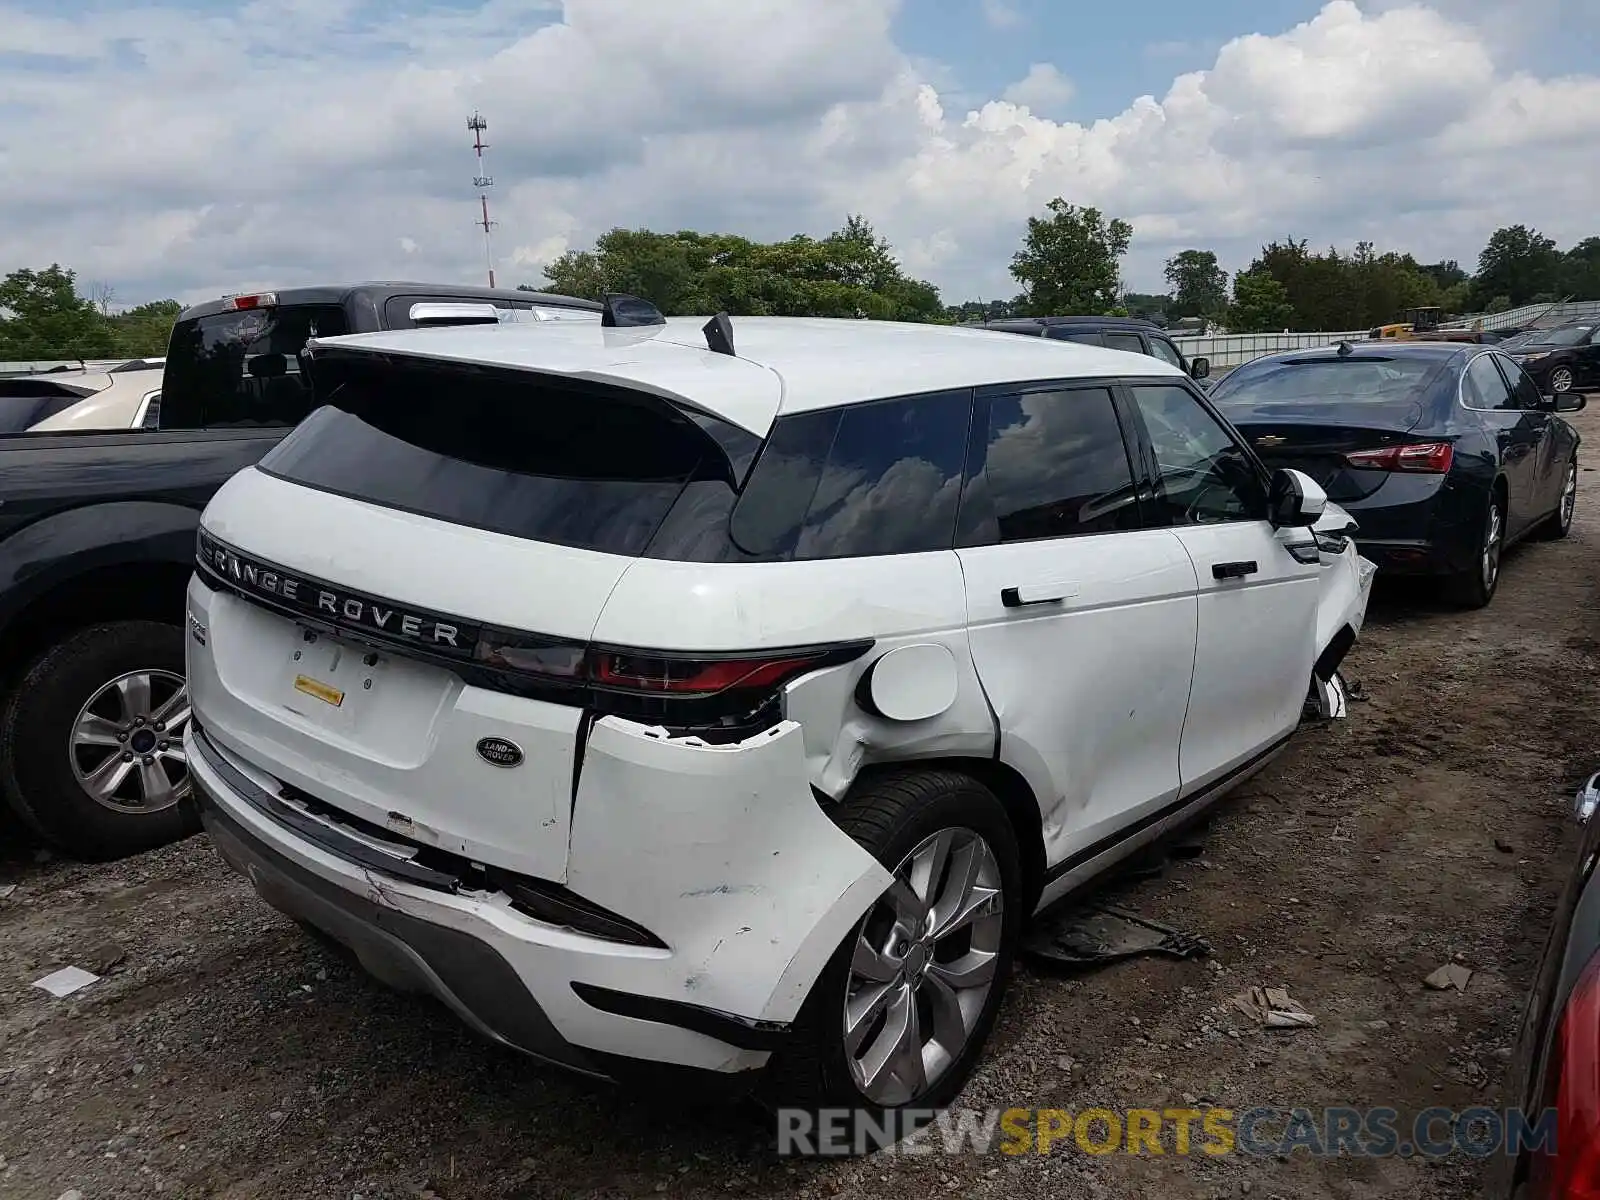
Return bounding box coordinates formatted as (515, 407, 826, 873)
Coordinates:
(1162, 250, 1228, 319)
(108, 299, 182, 357)
(1009, 200, 1132, 316)
(1559, 237, 1600, 300)
(0, 265, 116, 360)
(1121, 291, 1173, 321)
(1228, 268, 1293, 333)
(1473, 225, 1562, 308)
(533, 218, 942, 322)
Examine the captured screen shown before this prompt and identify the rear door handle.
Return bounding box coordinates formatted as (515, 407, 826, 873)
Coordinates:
(1001, 582, 1080, 608)
(1212, 560, 1258, 580)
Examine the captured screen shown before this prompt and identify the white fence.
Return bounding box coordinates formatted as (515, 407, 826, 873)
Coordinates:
(1443, 299, 1600, 332)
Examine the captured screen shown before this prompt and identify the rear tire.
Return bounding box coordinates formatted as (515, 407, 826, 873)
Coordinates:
(1538, 454, 1577, 541)
(1443, 493, 1504, 609)
(762, 768, 1022, 1149)
(0, 622, 197, 860)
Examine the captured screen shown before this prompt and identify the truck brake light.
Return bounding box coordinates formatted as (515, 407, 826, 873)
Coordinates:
(220, 292, 279, 311)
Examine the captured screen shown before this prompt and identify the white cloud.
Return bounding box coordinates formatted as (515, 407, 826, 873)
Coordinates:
(1, 0, 1596, 307)
(980, 0, 1024, 30)
(1001, 63, 1075, 116)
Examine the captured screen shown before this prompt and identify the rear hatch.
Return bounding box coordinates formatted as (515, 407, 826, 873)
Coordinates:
(193, 343, 777, 883)
(1211, 356, 1439, 502)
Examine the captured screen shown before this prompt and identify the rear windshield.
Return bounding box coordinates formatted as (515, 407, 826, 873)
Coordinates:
(257, 354, 745, 556)
(1524, 326, 1592, 348)
(161, 304, 349, 429)
(1213, 357, 1436, 405)
(0, 380, 95, 433)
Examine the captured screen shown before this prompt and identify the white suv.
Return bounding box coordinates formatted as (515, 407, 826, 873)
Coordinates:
(185, 309, 1373, 1116)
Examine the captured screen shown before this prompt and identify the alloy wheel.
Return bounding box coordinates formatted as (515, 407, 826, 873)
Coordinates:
(842, 827, 1004, 1107)
(69, 670, 191, 814)
(1563, 461, 1578, 531)
(1482, 502, 1503, 592)
(1551, 367, 1575, 394)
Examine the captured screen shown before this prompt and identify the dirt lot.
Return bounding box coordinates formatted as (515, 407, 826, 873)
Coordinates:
(4, 407, 1599, 1200)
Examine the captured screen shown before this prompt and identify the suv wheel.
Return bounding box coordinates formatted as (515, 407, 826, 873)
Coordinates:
(764, 769, 1022, 1140)
(1550, 366, 1575, 394)
(0, 622, 197, 860)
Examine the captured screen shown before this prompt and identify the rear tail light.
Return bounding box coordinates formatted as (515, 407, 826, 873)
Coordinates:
(472, 634, 871, 740)
(220, 292, 278, 311)
(1344, 441, 1454, 473)
(1529, 949, 1600, 1197)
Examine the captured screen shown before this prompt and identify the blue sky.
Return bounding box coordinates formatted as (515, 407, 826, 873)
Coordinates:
(1, 0, 1597, 305)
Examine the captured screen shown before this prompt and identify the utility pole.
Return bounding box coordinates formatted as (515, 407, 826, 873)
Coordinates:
(467, 110, 497, 288)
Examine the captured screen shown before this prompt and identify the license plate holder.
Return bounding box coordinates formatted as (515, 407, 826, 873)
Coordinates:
(281, 628, 384, 728)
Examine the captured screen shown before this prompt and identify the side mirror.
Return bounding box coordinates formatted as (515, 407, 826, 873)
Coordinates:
(1190, 356, 1211, 380)
(1556, 392, 1587, 413)
(1269, 468, 1326, 528)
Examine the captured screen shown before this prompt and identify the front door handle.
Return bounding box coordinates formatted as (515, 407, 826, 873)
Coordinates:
(1001, 582, 1080, 608)
(1212, 560, 1259, 580)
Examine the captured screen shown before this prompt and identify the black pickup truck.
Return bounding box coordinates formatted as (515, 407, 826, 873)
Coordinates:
(0, 282, 600, 859)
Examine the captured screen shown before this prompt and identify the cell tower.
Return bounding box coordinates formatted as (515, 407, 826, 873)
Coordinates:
(467, 110, 497, 288)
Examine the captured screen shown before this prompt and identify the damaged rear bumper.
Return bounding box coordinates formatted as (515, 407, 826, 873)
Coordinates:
(187, 716, 892, 1085)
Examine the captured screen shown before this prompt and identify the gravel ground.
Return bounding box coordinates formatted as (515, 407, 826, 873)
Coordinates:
(3, 404, 1598, 1200)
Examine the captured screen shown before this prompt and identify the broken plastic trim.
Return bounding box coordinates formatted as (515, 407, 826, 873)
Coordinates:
(569, 981, 791, 1052)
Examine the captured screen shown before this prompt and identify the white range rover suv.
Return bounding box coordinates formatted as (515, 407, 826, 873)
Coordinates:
(185, 306, 1374, 1117)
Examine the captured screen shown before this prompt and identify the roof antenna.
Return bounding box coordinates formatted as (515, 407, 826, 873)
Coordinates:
(1336, 340, 1354, 357)
(703, 312, 735, 357)
(601, 293, 665, 328)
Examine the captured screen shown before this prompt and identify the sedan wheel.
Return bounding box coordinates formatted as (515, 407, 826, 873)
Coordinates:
(1551, 366, 1575, 394)
(1481, 500, 1504, 594)
(1445, 495, 1505, 609)
(1541, 455, 1578, 541)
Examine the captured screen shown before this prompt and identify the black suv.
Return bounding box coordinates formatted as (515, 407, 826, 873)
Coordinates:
(1500, 323, 1600, 397)
(966, 315, 1213, 387)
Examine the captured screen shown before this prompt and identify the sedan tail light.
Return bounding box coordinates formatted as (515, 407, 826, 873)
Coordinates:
(1344, 442, 1454, 473)
(1528, 949, 1600, 1197)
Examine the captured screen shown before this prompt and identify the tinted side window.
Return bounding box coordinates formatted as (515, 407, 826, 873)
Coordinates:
(1463, 354, 1514, 411)
(1494, 355, 1542, 410)
(730, 392, 971, 560)
(1149, 337, 1186, 369)
(795, 391, 971, 559)
(1048, 328, 1102, 346)
(1129, 384, 1267, 525)
(1104, 332, 1147, 356)
(727, 408, 840, 557)
(967, 388, 1141, 544)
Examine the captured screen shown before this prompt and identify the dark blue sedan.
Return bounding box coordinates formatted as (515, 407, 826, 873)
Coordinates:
(1209, 341, 1584, 608)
